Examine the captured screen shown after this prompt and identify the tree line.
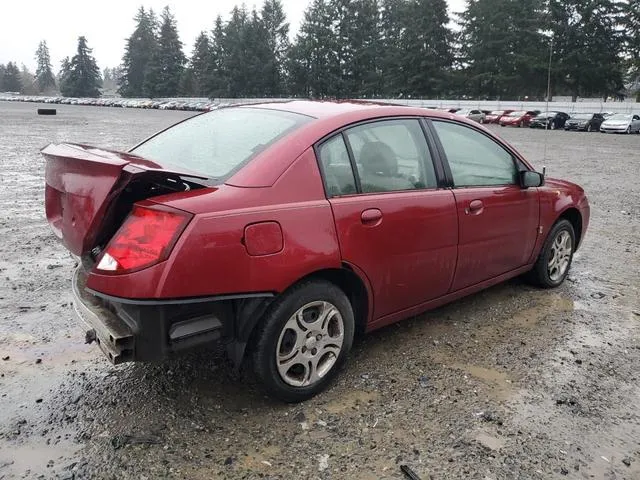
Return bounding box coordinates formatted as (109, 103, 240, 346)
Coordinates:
(2, 0, 640, 101)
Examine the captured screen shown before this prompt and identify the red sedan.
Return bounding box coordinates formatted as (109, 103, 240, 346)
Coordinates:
(42, 101, 590, 402)
(500, 110, 539, 127)
(485, 109, 514, 124)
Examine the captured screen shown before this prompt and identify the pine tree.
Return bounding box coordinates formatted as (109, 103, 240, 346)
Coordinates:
(401, 0, 453, 97)
(549, 0, 626, 101)
(3, 62, 22, 92)
(289, 0, 341, 97)
(20, 64, 37, 94)
(261, 0, 290, 95)
(35, 40, 56, 93)
(0, 64, 5, 92)
(119, 7, 159, 97)
(60, 36, 102, 97)
(379, 0, 406, 96)
(144, 6, 186, 97)
(458, 0, 547, 99)
(190, 32, 211, 96)
(207, 15, 228, 97)
(245, 8, 274, 96)
(222, 5, 250, 97)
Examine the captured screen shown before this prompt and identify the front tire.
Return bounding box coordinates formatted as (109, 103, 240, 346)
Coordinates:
(251, 280, 355, 402)
(527, 219, 575, 288)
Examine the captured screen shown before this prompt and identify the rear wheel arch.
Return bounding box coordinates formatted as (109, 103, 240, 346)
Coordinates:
(240, 266, 371, 365)
(290, 266, 371, 338)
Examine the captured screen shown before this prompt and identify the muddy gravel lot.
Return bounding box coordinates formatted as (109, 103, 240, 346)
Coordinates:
(0, 101, 639, 480)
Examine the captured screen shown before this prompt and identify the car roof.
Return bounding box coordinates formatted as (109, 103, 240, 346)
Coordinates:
(237, 99, 451, 120)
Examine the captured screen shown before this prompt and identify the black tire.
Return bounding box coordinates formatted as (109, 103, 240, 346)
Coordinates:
(527, 219, 576, 288)
(251, 280, 355, 402)
(587, 124, 592, 132)
(37, 108, 56, 115)
(626, 126, 631, 134)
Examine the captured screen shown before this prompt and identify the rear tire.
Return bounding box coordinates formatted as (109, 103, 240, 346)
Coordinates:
(587, 124, 592, 132)
(527, 219, 575, 289)
(251, 280, 355, 402)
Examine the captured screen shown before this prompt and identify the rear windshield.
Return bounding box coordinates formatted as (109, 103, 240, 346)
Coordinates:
(131, 107, 312, 179)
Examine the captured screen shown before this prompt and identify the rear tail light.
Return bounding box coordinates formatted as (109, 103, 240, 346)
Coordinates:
(96, 205, 191, 274)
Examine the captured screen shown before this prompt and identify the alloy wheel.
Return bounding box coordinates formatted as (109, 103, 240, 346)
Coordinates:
(275, 301, 345, 387)
(547, 230, 572, 282)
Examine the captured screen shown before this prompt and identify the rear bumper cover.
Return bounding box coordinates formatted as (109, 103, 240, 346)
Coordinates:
(72, 266, 272, 364)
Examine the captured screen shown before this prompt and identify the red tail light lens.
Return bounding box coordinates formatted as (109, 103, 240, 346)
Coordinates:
(96, 205, 191, 274)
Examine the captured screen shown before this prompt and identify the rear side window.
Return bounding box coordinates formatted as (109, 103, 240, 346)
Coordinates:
(345, 119, 437, 193)
(433, 121, 518, 187)
(131, 107, 311, 179)
(317, 135, 357, 196)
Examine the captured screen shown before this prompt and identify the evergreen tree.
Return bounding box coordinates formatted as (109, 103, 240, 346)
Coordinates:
(190, 32, 211, 96)
(179, 67, 196, 96)
(261, 0, 290, 95)
(549, 0, 626, 101)
(144, 6, 186, 97)
(35, 40, 56, 93)
(289, 0, 341, 97)
(222, 5, 250, 97)
(119, 7, 159, 97)
(3, 62, 22, 92)
(379, 0, 406, 96)
(60, 36, 102, 97)
(245, 8, 274, 96)
(20, 64, 38, 94)
(401, 0, 453, 97)
(458, 0, 547, 99)
(207, 15, 228, 97)
(0, 64, 5, 91)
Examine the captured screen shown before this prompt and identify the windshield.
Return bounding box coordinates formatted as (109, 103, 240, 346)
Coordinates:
(131, 107, 312, 179)
(490, 110, 504, 115)
(608, 114, 632, 120)
(508, 111, 526, 117)
(571, 114, 593, 120)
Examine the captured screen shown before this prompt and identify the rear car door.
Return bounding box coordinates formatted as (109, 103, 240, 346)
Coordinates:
(429, 120, 539, 291)
(317, 118, 458, 320)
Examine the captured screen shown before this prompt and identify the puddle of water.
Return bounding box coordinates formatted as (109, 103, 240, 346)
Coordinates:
(509, 294, 574, 329)
(452, 364, 515, 400)
(324, 390, 379, 415)
(0, 437, 80, 478)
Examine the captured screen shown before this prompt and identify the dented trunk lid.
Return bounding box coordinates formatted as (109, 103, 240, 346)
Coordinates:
(42, 143, 208, 256)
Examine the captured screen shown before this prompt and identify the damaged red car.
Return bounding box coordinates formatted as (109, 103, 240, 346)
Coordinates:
(42, 101, 590, 402)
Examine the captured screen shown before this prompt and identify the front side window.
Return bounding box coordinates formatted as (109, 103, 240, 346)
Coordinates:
(344, 119, 437, 193)
(432, 121, 518, 187)
(131, 107, 311, 179)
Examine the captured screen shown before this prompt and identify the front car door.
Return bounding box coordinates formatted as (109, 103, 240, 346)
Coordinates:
(429, 120, 540, 291)
(316, 118, 458, 320)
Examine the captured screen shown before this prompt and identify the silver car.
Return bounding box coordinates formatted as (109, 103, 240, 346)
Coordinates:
(455, 108, 486, 123)
(600, 113, 640, 134)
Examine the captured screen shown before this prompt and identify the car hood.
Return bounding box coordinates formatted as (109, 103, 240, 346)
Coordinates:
(602, 120, 629, 126)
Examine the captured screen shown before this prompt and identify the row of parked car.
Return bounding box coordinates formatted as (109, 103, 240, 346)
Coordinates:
(0, 95, 218, 111)
(446, 108, 640, 134)
(3, 95, 638, 133)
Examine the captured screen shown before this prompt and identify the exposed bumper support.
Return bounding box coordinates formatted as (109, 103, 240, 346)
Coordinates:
(71, 266, 273, 365)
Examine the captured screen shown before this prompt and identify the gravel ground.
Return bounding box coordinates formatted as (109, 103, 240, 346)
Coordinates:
(0, 101, 639, 480)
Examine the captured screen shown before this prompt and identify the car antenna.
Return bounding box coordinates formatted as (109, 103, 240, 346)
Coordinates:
(542, 35, 553, 178)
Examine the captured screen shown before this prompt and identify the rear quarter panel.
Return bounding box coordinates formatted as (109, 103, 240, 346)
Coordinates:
(86, 149, 342, 298)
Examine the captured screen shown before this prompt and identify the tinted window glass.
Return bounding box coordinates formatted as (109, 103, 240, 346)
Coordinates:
(433, 121, 518, 187)
(318, 135, 357, 196)
(344, 119, 436, 193)
(132, 107, 311, 179)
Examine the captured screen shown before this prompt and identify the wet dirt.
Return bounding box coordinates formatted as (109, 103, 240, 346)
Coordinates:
(0, 102, 639, 479)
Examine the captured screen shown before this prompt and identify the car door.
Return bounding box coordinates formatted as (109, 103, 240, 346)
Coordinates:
(429, 120, 540, 291)
(316, 118, 458, 320)
(633, 115, 640, 132)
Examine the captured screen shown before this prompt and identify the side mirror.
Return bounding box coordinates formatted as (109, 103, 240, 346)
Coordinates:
(521, 170, 545, 188)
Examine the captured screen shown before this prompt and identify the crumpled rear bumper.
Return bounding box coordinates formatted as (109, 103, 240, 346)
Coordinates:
(71, 265, 232, 364)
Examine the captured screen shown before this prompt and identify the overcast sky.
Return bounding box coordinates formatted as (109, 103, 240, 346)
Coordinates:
(1, 0, 467, 73)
